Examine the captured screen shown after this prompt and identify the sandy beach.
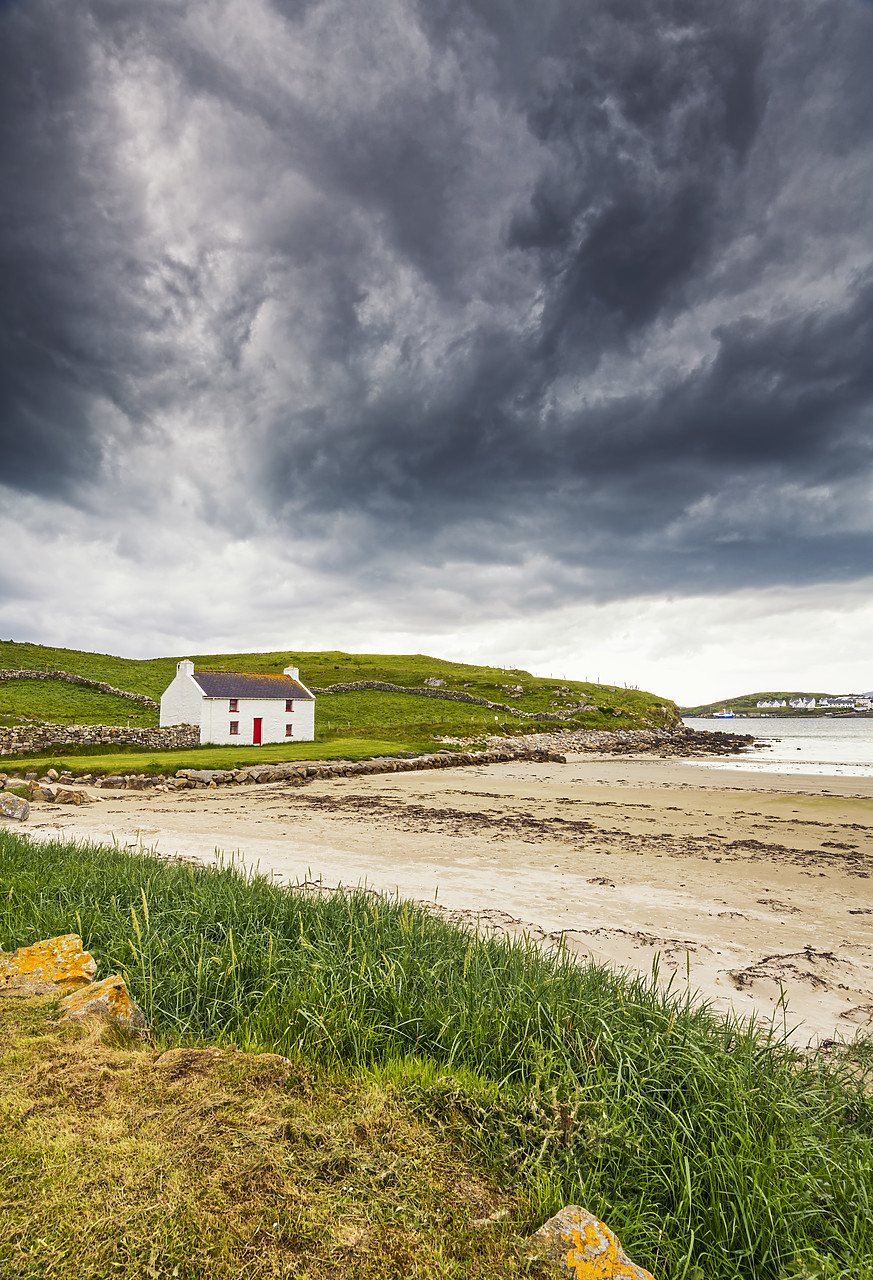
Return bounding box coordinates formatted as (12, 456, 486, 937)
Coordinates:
(19, 752, 873, 1045)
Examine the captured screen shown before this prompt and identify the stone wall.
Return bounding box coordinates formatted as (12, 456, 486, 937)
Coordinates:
(311, 679, 595, 721)
(0, 669, 157, 708)
(168, 744, 566, 787)
(0, 723, 199, 757)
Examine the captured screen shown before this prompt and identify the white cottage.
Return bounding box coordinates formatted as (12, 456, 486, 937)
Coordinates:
(159, 660, 316, 745)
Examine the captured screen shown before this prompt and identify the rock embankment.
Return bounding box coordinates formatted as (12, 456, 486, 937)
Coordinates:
(1, 728, 753, 801)
(1, 745, 565, 799)
(496, 725, 753, 757)
(136, 744, 568, 790)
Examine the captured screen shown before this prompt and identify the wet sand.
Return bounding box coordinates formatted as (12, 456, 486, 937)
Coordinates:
(20, 753, 873, 1045)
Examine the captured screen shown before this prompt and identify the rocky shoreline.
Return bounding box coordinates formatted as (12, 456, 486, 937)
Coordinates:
(1, 726, 754, 801)
(494, 724, 754, 757)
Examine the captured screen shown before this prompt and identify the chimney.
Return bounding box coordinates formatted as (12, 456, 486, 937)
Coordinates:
(178, 659, 195, 676)
(284, 664, 299, 680)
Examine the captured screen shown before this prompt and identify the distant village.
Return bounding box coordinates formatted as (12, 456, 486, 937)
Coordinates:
(755, 694, 873, 711)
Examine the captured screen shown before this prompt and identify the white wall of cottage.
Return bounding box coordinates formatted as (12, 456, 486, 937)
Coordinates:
(159, 659, 316, 743)
(159, 660, 204, 729)
(200, 694, 315, 744)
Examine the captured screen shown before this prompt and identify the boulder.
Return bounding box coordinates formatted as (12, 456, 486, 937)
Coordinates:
(58, 973, 146, 1030)
(177, 768, 218, 784)
(0, 934, 96, 994)
(31, 785, 57, 802)
(529, 1206, 653, 1279)
(424, 677, 446, 686)
(54, 788, 94, 805)
(0, 791, 30, 821)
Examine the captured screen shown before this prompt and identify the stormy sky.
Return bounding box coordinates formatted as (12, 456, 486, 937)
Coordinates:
(2, 0, 872, 702)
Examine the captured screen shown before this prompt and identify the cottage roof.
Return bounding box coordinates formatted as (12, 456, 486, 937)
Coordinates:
(192, 671, 314, 700)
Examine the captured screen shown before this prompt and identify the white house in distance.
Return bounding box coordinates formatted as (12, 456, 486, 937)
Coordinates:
(160, 661, 316, 745)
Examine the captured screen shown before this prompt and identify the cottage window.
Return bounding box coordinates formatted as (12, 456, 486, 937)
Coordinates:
(229, 721, 239, 735)
(285, 699, 294, 711)
(229, 699, 238, 712)
(285, 724, 293, 737)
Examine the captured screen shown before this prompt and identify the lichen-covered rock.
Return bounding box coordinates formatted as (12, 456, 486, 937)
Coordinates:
(31, 785, 56, 802)
(0, 791, 30, 820)
(530, 1206, 654, 1279)
(58, 974, 146, 1029)
(0, 934, 96, 993)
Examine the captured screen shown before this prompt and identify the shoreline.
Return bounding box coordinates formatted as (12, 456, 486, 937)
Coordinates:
(11, 750, 873, 1046)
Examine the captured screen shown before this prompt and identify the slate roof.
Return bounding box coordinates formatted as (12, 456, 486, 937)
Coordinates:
(192, 671, 314, 700)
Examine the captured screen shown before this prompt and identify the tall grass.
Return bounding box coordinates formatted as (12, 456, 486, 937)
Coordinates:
(1, 828, 870, 1279)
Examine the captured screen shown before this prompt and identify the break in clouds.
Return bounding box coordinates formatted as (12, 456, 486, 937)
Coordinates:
(2, 0, 873, 641)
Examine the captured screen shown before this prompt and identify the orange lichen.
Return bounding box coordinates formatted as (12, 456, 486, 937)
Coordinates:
(0, 934, 96, 992)
(531, 1206, 654, 1280)
(58, 974, 145, 1027)
(564, 1218, 654, 1279)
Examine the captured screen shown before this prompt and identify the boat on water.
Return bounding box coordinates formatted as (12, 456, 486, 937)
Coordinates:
(714, 708, 735, 718)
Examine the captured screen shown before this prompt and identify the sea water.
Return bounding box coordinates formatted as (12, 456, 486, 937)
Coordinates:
(682, 716, 873, 778)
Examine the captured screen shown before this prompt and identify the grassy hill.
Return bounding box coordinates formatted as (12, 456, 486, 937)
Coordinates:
(0, 639, 680, 743)
(682, 690, 840, 717)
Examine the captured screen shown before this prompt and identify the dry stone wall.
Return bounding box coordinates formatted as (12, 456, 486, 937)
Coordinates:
(0, 669, 157, 708)
(312, 679, 596, 721)
(167, 744, 566, 788)
(0, 722, 199, 757)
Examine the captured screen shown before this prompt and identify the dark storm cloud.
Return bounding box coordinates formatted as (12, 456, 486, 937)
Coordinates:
(2, 0, 873, 606)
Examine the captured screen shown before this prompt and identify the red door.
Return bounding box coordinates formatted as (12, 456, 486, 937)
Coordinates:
(252, 717, 262, 746)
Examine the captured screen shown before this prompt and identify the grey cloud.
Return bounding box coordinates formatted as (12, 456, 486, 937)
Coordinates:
(2, 0, 873, 617)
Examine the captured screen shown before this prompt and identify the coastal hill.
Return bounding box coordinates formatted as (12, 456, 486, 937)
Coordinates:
(0, 639, 681, 739)
(683, 689, 872, 717)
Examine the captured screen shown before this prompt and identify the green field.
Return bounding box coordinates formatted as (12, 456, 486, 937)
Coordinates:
(1, 830, 871, 1280)
(0, 640, 680, 767)
(0, 678, 155, 728)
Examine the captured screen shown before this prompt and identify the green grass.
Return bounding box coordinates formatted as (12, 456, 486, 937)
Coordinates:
(0, 734, 479, 778)
(0, 638, 678, 736)
(1, 830, 871, 1280)
(0, 678, 155, 728)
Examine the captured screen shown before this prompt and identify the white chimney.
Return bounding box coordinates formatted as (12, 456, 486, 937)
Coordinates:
(177, 659, 195, 676)
(284, 664, 299, 680)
